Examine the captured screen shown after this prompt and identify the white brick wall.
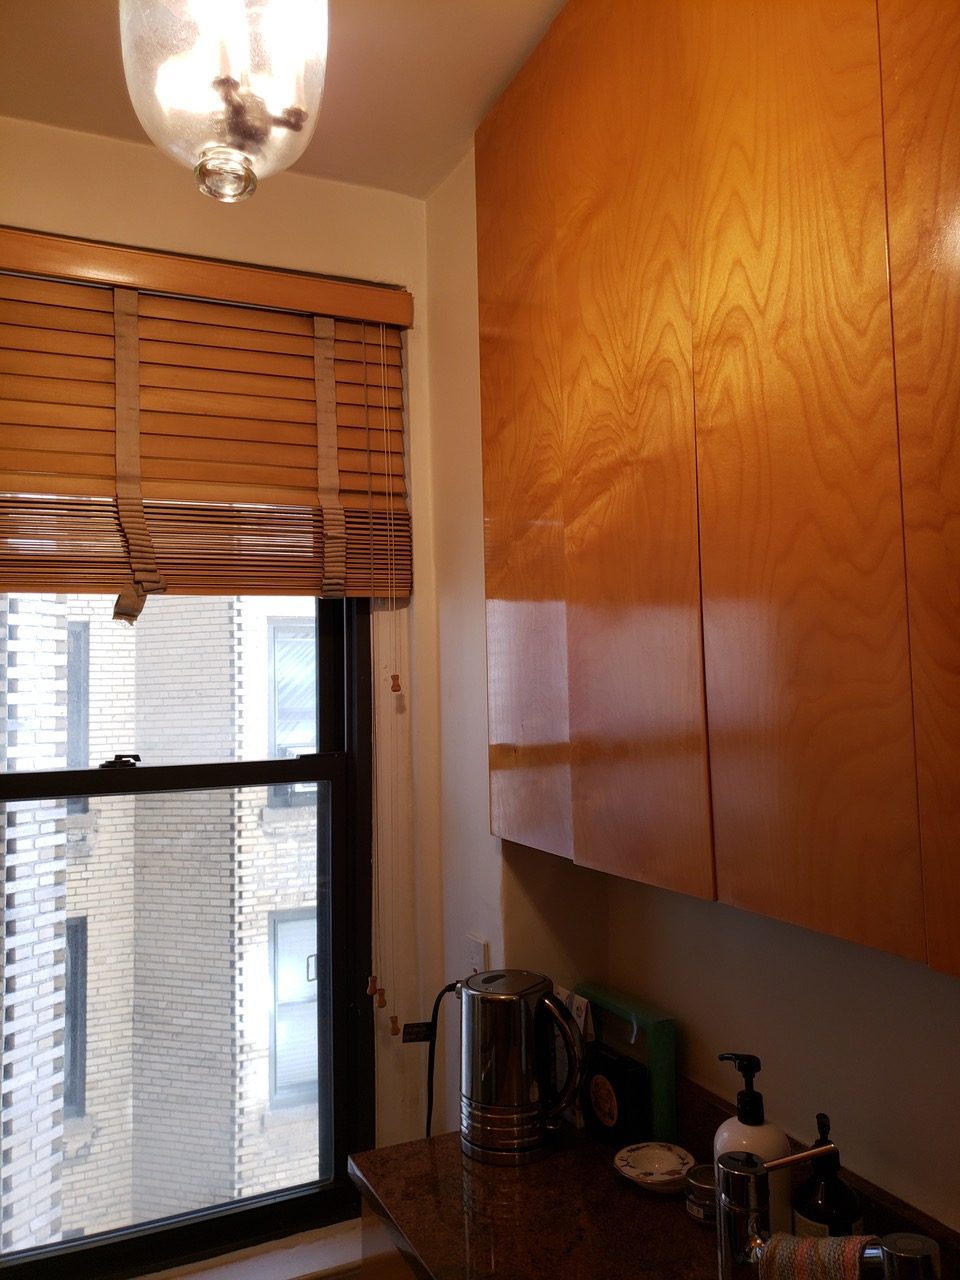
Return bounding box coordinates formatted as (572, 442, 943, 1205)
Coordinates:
(1, 596, 68, 1252)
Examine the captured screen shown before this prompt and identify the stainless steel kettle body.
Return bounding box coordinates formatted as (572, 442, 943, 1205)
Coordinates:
(460, 970, 583, 1165)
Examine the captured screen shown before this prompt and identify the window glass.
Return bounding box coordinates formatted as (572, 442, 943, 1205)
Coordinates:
(272, 911, 319, 1103)
(0, 786, 329, 1249)
(270, 622, 317, 760)
(2, 594, 318, 769)
(0, 592, 345, 1263)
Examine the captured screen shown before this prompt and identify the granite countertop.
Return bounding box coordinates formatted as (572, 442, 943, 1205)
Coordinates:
(348, 1129, 718, 1280)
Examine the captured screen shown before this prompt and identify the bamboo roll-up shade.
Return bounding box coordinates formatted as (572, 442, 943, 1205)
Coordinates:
(0, 264, 411, 602)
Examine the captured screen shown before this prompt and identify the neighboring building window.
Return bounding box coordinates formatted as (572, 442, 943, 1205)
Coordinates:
(66, 621, 89, 814)
(64, 917, 87, 1118)
(268, 620, 317, 807)
(270, 909, 318, 1107)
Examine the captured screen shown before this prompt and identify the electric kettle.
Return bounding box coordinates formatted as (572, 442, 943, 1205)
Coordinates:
(460, 969, 583, 1165)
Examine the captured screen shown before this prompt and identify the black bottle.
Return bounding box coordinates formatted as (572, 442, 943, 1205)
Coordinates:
(792, 1113, 864, 1237)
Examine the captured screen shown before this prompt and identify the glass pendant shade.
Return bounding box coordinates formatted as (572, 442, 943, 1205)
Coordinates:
(119, 0, 327, 201)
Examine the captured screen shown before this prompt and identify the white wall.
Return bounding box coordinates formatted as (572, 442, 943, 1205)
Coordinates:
(0, 114, 444, 1149)
(603, 881, 960, 1230)
(423, 153, 507, 1128)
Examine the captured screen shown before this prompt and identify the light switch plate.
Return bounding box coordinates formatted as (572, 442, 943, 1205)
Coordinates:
(466, 934, 489, 975)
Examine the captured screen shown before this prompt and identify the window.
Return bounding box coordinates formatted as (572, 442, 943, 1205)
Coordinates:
(269, 620, 317, 806)
(270, 909, 319, 1106)
(270, 622, 317, 761)
(0, 596, 373, 1278)
(64, 917, 87, 1119)
(66, 623, 89, 772)
(0, 231, 400, 1278)
(66, 621, 89, 815)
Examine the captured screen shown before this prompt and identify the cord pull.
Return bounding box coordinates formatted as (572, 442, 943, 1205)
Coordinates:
(391, 673, 402, 693)
(389, 1015, 400, 1036)
(376, 987, 387, 1009)
(367, 975, 378, 997)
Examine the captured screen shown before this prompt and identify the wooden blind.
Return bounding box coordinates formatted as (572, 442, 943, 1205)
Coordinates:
(0, 245, 411, 616)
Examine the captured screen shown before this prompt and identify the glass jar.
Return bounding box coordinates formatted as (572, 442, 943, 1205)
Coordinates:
(685, 1163, 717, 1227)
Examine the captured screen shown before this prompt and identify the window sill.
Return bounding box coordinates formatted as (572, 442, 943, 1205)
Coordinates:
(139, 1219, 366, 1280)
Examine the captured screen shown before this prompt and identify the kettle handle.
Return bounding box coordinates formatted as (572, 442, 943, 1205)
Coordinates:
(541, 991, 584, 1128)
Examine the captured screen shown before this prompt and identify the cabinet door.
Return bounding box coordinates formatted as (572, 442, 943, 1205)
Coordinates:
(880, 0, 960, 976)
(478, 48, 574, 859)
(477, 0, 714, 894)
(687, 0, 924, 958)
(554, 0, 713, 895)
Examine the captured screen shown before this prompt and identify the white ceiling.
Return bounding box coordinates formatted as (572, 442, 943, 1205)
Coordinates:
(0, 0, 566, 198)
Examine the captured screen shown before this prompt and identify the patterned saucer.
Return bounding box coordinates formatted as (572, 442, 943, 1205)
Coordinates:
(613, 1142, 696, 1194)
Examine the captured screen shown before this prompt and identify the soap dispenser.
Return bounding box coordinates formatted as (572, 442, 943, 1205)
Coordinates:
(714, 1052, 792, 1233)
(792, 1113, 863, 1237)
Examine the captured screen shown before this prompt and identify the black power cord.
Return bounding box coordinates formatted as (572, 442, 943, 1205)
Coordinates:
(425, 981, 460, 1137)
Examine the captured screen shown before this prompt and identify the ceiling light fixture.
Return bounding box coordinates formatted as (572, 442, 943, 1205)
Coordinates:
(119, 0, 327, 202)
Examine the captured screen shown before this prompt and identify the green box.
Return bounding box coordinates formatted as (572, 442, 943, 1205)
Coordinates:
(575, 981, 677, 1144)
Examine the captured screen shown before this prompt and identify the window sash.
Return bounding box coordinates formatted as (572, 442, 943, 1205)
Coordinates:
(0, 598, 374, 1280)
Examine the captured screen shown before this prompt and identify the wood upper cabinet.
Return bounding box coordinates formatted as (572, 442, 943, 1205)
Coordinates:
(477, 0, 715, 897)
(686, 0, 924, 960)
(478, 44, 573, 860)
(880, 0, 960, 976)
(477, 0, 960, 971)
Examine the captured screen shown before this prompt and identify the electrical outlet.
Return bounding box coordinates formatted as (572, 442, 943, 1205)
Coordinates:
(466, 934, 489, 975)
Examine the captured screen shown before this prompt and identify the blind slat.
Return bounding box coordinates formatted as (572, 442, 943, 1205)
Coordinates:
(0, 275, 113, 312)
(139, 316, 314, 356)
(1, 373, 114, 407)
(0, 322, 114, 359)
(335, 384, 403, 410)
(0, 400, 114, 429)
(139, 387, 316, 422)
(140, 338, 313, 379)
(0, 425, 115, 456)
(0, 348, 114, 383)
(0, 298, 115, 335)
(139, 293, 313, 337)
(333, 360, 403, 390)
(139, 364, 315, 401)
(141, 411, 315, 447)
(337, 403, 404, 431)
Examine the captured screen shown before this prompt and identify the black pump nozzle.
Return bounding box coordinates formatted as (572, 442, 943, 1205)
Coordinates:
(810, 1112, 841, 1172)
(719, 1052, 765, 1125)
(719, 1053, 761, 1089)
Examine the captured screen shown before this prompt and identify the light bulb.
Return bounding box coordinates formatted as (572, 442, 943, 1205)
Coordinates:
(120, 0, 327, 201)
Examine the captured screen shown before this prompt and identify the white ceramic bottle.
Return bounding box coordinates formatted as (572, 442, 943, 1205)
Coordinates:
(714, 1053, 792, 1234)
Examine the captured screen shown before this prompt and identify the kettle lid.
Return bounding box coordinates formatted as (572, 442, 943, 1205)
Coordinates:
(463, 969, 550, 997)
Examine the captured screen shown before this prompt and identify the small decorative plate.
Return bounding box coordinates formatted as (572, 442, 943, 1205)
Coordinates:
(613, 1142, 696, 1193)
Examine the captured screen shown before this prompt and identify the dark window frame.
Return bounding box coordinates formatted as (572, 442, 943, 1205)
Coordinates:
(0, 598, 374, 1280)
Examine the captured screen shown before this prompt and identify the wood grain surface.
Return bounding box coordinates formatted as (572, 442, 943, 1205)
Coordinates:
(477, 0, 714, 893)
(880, 0, 960, 975)
(477, 41, 573, 858)
(553, 1, 713, 894)
(687, 0, 924, 958)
